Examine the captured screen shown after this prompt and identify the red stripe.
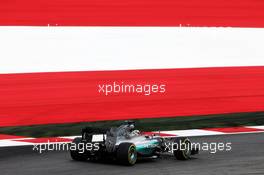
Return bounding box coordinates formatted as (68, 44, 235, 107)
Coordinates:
(204, 127, 264, 133)
(0, 0, 264, 27)
(0, 134, 26, 140)
(1, 67, 264, 127)
(15, 138, 73, 143)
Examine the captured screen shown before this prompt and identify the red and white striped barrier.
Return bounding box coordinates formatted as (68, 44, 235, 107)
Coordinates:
(1, 0, 264, 127)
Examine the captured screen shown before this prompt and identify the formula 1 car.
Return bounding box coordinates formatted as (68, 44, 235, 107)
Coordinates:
(70, 121, 198, 165)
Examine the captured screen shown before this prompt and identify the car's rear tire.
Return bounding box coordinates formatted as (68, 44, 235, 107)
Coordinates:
(173, 137, 192, 160)
(70, 137, 88, 161)
(116, 143, 137, 165)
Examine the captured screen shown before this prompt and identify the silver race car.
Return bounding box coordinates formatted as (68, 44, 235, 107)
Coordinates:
(70, 121, 198, 165)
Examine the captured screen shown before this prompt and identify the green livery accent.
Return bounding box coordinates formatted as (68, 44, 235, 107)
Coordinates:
(136, 140, 159, 155)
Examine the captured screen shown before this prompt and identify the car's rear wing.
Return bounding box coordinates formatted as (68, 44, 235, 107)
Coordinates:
(81, 127, 108, 142)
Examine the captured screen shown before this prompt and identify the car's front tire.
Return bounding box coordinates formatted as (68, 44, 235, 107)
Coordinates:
(116, 142, 137, 165)
(173, 137, 192, 160)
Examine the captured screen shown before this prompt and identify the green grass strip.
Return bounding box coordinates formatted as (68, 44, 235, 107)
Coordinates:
(0, 112, 263, 137)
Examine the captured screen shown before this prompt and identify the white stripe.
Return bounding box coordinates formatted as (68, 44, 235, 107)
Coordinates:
(0, 27, 264, 74)
(60, 136, 80, 139)
(160, 129, 224, 137)
(246, 126, 264, 130)
(0, 140, 32, 147)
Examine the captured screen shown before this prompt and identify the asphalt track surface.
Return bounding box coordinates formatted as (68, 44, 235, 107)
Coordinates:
(1, 133, 264, 175)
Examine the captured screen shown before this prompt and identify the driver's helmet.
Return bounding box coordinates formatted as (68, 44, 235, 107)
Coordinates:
(129, 123, 135, 130)
(131, 129, 140, 136)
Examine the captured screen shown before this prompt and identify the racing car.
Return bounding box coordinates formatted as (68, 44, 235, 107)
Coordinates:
(70, 121, 198, 165)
